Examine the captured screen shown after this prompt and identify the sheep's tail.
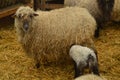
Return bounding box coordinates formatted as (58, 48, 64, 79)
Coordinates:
(87, 54, 100, 76)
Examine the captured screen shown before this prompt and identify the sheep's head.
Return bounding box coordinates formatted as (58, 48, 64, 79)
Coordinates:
(14, 6, 39, 32)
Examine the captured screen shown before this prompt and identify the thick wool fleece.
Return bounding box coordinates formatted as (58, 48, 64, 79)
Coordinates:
(15, 6, 96, 64)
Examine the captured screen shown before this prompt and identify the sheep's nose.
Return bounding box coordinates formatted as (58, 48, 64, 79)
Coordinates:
(23, 22, 29, 31)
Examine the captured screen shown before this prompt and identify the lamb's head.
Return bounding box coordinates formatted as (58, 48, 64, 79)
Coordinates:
(14, 6, 39, 32)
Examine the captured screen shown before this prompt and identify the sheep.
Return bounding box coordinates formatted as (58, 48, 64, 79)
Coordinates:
(14, 6, 96, 68)
(97, 0, 120, 22)
(69, 45, 99, 78)
(111, 0, 120, 22)
(64, 0, 115, 37)
(75, 74, 107, 80)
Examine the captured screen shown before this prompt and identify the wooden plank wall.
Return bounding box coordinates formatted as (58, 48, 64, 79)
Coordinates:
(0, 0, 64, 18)
(0, 0, 33, 18)
(34, 0, 64, 10)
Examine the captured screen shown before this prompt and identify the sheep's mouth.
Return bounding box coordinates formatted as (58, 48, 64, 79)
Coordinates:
(23, 22, 29, 31)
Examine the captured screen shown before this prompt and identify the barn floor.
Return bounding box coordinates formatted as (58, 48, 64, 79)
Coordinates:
(0, 17, 120, 80)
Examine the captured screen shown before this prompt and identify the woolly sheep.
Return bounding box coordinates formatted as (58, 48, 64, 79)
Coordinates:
(75, 74, 107, 80)
(64, 0, 116, 37)
(95, 0, 120, 22)
(111, 0, 120, 22)
(69, 45, 99, 78)
(14, 6, 96, 68)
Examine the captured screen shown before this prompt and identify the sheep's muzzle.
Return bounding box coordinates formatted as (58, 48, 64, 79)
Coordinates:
(23, 21, 29, 31)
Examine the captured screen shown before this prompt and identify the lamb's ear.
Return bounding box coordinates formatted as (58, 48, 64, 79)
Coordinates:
(33, 13, 39, 16)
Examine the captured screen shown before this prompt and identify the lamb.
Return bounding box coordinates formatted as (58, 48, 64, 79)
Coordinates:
(14, 6, 96, 68)
(64, 0, 115, 37)
(75, 74, 107, 80)
(69, 45, 99, 78)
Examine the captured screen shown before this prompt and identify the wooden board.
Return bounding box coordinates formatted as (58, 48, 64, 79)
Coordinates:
(0, 0, 64, 18)
(0, 0, 33, 18)
(34, 0, 64, 10)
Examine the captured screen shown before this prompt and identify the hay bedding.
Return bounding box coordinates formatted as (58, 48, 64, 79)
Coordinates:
(0, 17, 120, 80)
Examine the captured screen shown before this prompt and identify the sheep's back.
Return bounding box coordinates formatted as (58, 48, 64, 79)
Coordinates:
(64, 0, 102, 21)
(69, 45, 97, 64)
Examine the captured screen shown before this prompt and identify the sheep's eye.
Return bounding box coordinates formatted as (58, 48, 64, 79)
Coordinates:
(18, 15, 21, 19)
(18, 14, 23, 19)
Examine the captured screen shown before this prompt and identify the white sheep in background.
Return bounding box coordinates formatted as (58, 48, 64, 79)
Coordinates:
(69, 45, 99, 78)
(64, 0, 120, 37)
(111, 0, 120, 22)
(75, 74, 107, 80)
(14, 6, 96, 68)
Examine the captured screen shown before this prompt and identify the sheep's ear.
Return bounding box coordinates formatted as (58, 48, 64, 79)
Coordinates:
(33, 13, 39, 16)
(11, 14, 16, 18)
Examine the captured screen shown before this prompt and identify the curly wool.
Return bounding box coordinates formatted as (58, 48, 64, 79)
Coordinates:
(64, 0, 103, 22)
(15, 6, 96, 64)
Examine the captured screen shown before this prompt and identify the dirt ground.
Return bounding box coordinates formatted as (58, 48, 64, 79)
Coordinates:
(0, 17, 120, 80)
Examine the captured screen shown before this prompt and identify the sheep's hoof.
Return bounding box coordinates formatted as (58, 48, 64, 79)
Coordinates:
(35, 63, 40, 68)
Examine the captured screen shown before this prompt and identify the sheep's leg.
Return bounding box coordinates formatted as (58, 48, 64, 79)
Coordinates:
(88, 54, 100, 76)
(73, 61, 80, 78)
(94, 24, 100, 38)
(74, 61, 84, 78)
(94, 19, 104, 38)
(79, 62, 85, 76)
(92, 64, 100, 76)
(90, 62, 100, 76)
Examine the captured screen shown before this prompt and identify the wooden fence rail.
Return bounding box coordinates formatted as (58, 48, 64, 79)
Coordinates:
(0, 0, 33, 18)
(0, 0, 64, 18)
